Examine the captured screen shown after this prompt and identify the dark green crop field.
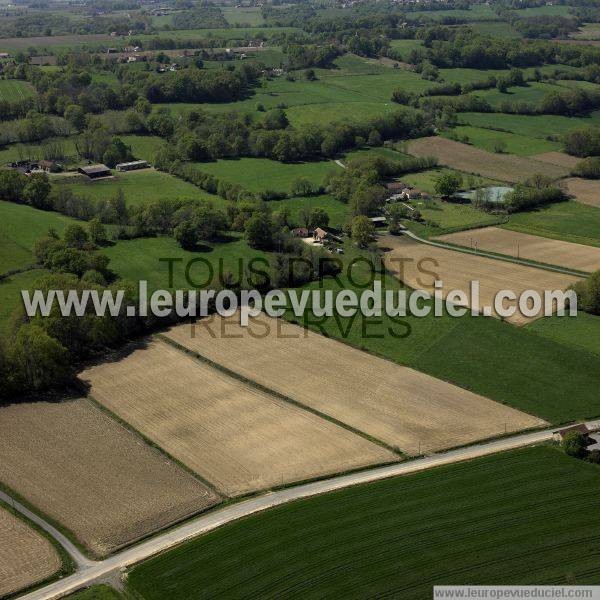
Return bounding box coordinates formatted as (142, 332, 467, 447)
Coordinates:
(127, 447, 600, 600)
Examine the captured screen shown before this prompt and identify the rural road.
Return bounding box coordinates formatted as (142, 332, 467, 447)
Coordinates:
(16, 418, 600, 600)
(402, 229, 587, 277)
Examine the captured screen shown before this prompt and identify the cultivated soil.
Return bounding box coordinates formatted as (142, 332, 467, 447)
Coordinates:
(0, 399, 218, 557)
(163, 314, 546, 455)
(563, 177, 600, 208)
(80, 339, 394, 496)
(407, 137, 568, 182)
(531, 151, 580, 169)
(436, 226, 600, 273)
(0, 507, 62, 598)
(381, 235, 581, 326)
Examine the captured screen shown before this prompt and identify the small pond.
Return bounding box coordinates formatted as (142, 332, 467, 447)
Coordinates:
(455, 186, 514, 203)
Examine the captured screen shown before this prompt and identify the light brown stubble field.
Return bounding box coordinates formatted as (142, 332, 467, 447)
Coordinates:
(381, 235, 581, 325)
(0, 399, 218, 558)
(563, 178, 600, 207)
(407, 137, 568, 182)
(531, 151, 580, 169)
(164, 314, 546, 456)
(0, 507, 62, 598)
(436, 227, 600, 272)
(80, 339, 395, 496)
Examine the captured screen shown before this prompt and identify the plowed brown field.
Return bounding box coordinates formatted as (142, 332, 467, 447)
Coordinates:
(531, 152, 580, 169)
(164, 314, 546, 456)
(0, 399, 218, 557)
(564, 177, 600, 207)
(0, 507, 62, 598)
(80, 340, 394, 496)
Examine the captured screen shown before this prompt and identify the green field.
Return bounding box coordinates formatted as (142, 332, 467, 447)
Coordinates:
(0, 268, 47, 335)
(388, 39, 424, 61)
(0, 79, 35, 102)
(409, 5, 499, 20)
(127, 447, 600, 599)
(273, 194, 350, 228)
(472, 82, 567, 109)
(0, 137, 79, 166)
(442, 125, 561, 155)
(460, 112, 600, 139)
(119, 135, 165, 162)
(221, 6, 265, 26)
(401, 167, 500, 195)
(55, 169, 224, 209)
(516, 4, 573, 17)
(66, 585, 124, 600)
(193, 158, 340, 195)
(503, 201, 600, 248)
(528, 313, 600, 358)
(0, 201, 80, 274)
(468, 21, 521, 38)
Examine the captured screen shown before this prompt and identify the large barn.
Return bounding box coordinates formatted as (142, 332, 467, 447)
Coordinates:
(78, 164, 112, 179)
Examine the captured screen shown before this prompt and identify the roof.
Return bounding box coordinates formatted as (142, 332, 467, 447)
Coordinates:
(314, 227, 328, 239)
(38, 159, 54, 167)
(79, 164, 111, 175)
(116, 160, 148, 168)
(386, 181, 406, 191)
(554, 424, 589, 437)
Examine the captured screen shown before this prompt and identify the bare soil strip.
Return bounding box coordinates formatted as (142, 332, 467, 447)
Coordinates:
(80, 340, 394, 497)
(164, 314, 545, 456)
(0, 507, 62, 598)
(0, 399, 218, 558)
(563, 177, 600, 208)
(531, 151, 580, 169)
(436, 226, 600, 273)
(407, 137, 567, 182)
(381, 234, 581, 326)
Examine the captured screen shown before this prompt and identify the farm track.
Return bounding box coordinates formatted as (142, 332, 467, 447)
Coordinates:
(15, 418, 600, 600)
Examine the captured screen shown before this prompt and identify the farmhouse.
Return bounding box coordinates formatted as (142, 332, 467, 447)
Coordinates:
(313, 227, 328, 243)
(116, 160, 150, 172)
(78, 164, 112, 179)
(292, 227, 310, 238)
(370, 216, 387, 227)
(386, 181, 408, 192)
(552, 424, 590, 443)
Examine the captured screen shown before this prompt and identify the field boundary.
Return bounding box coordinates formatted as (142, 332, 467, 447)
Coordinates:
(157, 334, 404, 457)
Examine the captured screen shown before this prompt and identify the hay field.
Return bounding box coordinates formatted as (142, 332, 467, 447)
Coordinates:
(80, 340, 394, 496)
(0, 399, 218, 558)
(0, 507, 62, 597)
(564, 178, 600, 207)
(164, 315, 545, 455)
(406, 137, 567, 182)
(436, 227, 600, 273)
(381, 235, 581, 326)
(531, 151, 580, 169)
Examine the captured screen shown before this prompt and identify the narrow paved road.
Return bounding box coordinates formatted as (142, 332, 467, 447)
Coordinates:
(402, 229, 586, 277)
(17, 419, 600, 600)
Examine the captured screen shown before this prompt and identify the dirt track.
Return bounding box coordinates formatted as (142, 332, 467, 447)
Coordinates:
(407, 137, 567, 182)
(563, 178, 600, 207)
(81, 340, 394, 496)
(381, 235, 581, 325)
(0, 507, 62, 598)
(436, 226, 600, 273)
(0, 399, 218, 557)
(164, 314, 546, 456)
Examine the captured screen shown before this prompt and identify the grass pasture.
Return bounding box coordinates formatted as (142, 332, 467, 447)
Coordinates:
(529, 313, 600, 358)
(503, 201, 600, 248)
(0, 398, 219, 558)
(273, 194, 350, 228)
(0, 269, 47, 335)
(0, 79, 35, 102)
(221, 6, 265, 26)
(192, 158, 340, 195)
(406, 136, 567, 182)
(165, 313, 544, 456)
(436, 227, 600, 273)
(127, 447, 600, 599)
(0, 506, 63, 598)
(80, 339, 393, 496)
(55, 169, 223, 209)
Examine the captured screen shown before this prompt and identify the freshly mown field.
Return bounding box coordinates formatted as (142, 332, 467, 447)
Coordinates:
(0, 79, 35, 102)
(192, 158, 340, 195)
(503, 201, 600, 248)
(164, 313, 544, 456)
(127, 447, 600, 599)
(436, 227, 600, 273)
(382, 235, 581, 325)
(528, 313, 600, 358)
(80, 339, 394, 496)
(406, 137, 567, 182)
(563, 178, 600, 208)
(443, 125, 561, 156)
(55, 169, 223, 209)
(0, 506, 63, 598)
(0, 398, 219, 557)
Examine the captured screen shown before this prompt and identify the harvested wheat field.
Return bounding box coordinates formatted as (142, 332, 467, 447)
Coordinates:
(436, 227, 600, 273)
(531, 151, 580, 169)
(0, 507, 62, 597)
(564, 177, 600, 207)
(0, 399, 218, 558)
(407, 137, 567, 182)
(164, 314, 545, 456)
(381, 235, 581, 326)
(80, 339, 394, 496)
